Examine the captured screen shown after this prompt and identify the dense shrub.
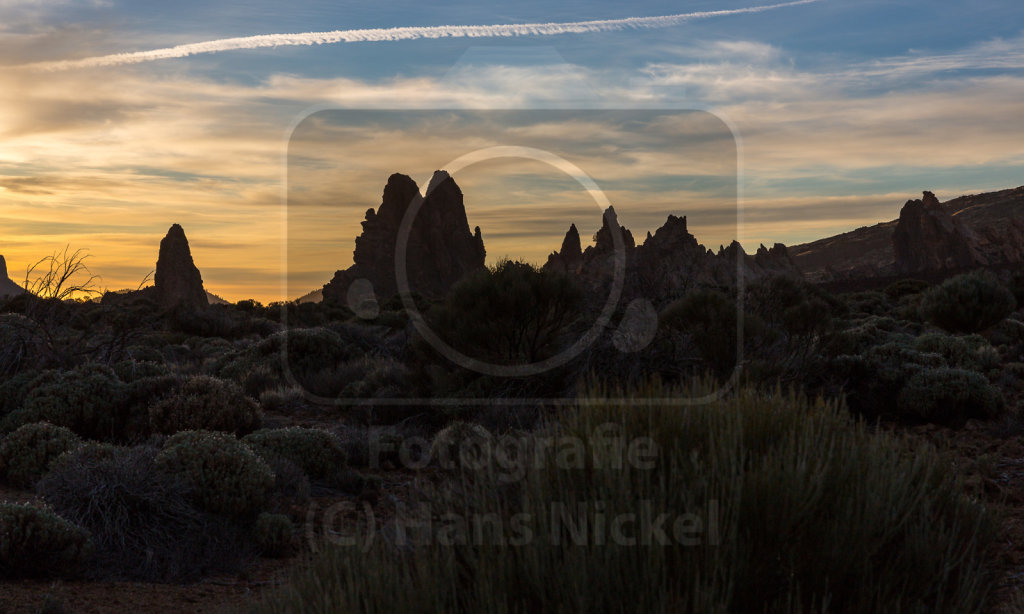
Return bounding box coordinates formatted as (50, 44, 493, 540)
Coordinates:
(659, 288, 759, 376)
(0, 503, 92, 578)
(0, 368, 54, 418)
(884, 278, 930, 299)
(898, 367, 1005, 425)
(428, 421, 493, 470)
(425, 260, 583, 365)
(214, 327, 360, 397)
(920, 270, 1015, 333)
(253, 512, 293, 558)
(148, 375, 261, 436)
(0, 422, 81, 488)
(1, 364, 131, 440)
(252, 385, 997, 614)
(155, 430, 274, 519)
(242, 427, 346, 480)
(112, 359, 169, 383)
(913, 333, 992, 370)
(38, 444, 250, 581)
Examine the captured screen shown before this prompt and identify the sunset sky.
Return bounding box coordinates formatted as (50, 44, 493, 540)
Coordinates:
(2, 0, 1023, 302)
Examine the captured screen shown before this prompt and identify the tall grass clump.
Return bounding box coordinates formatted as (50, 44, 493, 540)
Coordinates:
(247, 383, 997, 614)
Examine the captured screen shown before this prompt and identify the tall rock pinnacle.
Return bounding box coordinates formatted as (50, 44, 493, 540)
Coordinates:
(154, 224, 208, 310)
(323, 171, 487, 303)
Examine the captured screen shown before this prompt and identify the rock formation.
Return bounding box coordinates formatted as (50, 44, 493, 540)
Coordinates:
(323, 171, 486, 304)
(0, 255, 25, 299)
(153, 224, 208, 310)
(789, 186, 1024, 283)
(892, 191, 985, 275)
(543, 208, 800, 302)
(544, 224, 583, 274)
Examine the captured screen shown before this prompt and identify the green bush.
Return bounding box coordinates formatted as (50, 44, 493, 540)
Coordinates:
(253, 512, 293, 558)
(251, 384, 997, 614)
(0, 503, 92, 578)
(155, 430, 274, 519)
(659, 288, 764, 376)
(920, 270, 1016, 333)
(148, 375, 261, 436)
(884, 278, 930, 299)
(1, 364, 131, 441)
(112, 359, 169, 383)
(898, 367, 1005, 425)
(425, 260, 583, 365)
(242, 427, 346, 480)
(0, 422, 82, 488)
(913, 332, 991, 370)
(0, 368, 55, 418)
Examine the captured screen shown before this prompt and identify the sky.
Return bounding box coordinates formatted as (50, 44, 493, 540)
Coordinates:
(1, 0, 1023, 302)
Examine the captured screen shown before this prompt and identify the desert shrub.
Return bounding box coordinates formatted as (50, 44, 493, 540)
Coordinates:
(148, 375, 261, 436)
(899, 367, 1005, 425)
(1, 364, 131, 440)
(112, 359, 169, 383)
(0, 422, 81, 488)
(843, 290, 891, 317)
(252, 384, 997, 614)
(263, 456, 311, 505)
(0, 313, 37, 375)
(659, 288, 760, 376)
(335, 356, 411, 403)
(0, 368, 54, 417)
(253, 512, 293, 558)
(921, 270, 1016, 333)
(987, 317, 1024, 353)
(214, 327, 359, 397)
(0, 503, 91, 578)
(426, 260, 584, 365)
(242, 427, 346, 480)
(913, 332, 991, 369)
(259, 387, 310, 414)
(428, 421, 493, 470)
(38, 443, 251, 581)
(155, 430, 274, 519)
(884, 278, 930, 299)
(122, 343, 166, 363)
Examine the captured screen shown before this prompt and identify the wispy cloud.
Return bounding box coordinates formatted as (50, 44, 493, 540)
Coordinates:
(15, 0, 818, 71)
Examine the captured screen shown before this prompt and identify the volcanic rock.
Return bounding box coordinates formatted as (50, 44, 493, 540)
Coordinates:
(322, 171, 486, 303)
(892, 191, 985, 275)
(154, 224, 208, 311)
(0, 255, 24, 299)
(543, 209, 800, 302)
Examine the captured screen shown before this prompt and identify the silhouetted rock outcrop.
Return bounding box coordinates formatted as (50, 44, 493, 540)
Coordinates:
(892, 191, 985, 275)
(154, 224, 208, 311)
(544, 224, 583, 274)
(790, 186, 1024, 283)
(322, 171, 486, 304)
(0, 255, 24, 299)
(543, 209, 800, 301)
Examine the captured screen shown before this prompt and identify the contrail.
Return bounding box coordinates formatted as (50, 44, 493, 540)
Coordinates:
(18, 0, 818, 71)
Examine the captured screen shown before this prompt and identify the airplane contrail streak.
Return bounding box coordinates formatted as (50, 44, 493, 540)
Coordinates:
(17, 0, 818, 71)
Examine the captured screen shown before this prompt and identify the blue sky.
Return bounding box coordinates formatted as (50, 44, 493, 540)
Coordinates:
(1, 0, 1023, 300)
